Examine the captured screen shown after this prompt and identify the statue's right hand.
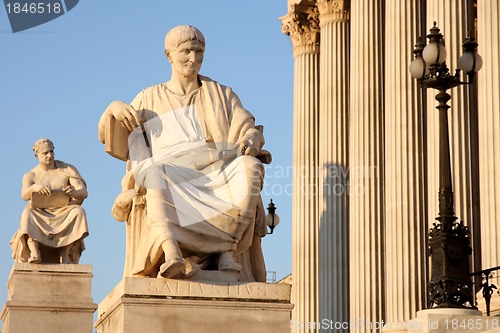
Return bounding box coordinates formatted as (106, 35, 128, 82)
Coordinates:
(115, 189, 138, 207)
(32, 184, 51, 196)
(107, 101, 142, 132)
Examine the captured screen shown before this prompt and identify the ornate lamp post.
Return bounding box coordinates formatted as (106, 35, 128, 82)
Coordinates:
(410, 22, 482, 309)
(266, 199, 280, 234)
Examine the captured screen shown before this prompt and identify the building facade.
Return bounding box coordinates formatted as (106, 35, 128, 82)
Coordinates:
(281, 0, 500, 332)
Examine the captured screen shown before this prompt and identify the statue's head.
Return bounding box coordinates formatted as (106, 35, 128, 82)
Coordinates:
(33, 138, 54, 157)
(164, 25, 205, 54)
(164, 25, 205, 77)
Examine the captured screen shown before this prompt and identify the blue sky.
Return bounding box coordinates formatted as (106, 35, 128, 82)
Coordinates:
(0, 0, 294, 324)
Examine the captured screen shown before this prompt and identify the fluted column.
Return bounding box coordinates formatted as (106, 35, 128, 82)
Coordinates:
(425, 0, 481, 280)
(281, 3, 321, 330)
(477, 1, 500, 314)
(316, 0, 349, 331)
(349, 1, 385, 332)
(383, 0, 428, 325)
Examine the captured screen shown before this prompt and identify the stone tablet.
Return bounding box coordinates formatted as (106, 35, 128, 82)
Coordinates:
(31, 190, 70, 209)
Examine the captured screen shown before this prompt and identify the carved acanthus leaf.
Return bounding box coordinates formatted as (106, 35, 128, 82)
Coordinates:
(316, 0, 350, 22)
(281, 4, 320, 52)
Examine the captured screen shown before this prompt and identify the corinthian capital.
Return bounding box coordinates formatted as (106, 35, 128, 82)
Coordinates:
(317, 0, 350, 23)
(280, 4, 320, 56)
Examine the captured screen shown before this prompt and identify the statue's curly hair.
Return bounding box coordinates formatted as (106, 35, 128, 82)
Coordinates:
(32, 138, 54, 156)
(164, 25, 205, 54)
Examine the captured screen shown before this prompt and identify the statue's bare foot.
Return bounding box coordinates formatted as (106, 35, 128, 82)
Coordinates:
(159, 257, 185, 279)
(218, 251, 241, 273)
(60, 255, 71, 264)
(60, 246, 71, 264)
(27, 238, 41, 263)
(28, 255, 41, 264)
(184, 257, 201, 278)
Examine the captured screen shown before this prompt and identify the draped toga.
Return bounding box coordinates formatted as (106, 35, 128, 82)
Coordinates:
(106, 75, 269, 282)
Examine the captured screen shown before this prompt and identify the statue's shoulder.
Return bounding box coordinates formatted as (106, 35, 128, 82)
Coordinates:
(199, 75, 214, 84)
(199, 75, 224, 88)
(54, 160, 73, 169)
(23, 167, 37, 180)
(199, 75, 236, 96)
(131, 83, 167, 108)
(139, 83, 165, 96)
(54, 160, 83, 179)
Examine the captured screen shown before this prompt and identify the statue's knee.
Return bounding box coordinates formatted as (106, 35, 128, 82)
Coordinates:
(239, 155, 264, 192)
(72, 206, 86, 217)
(240, 155, 264, 174)
(141, 165, 169, 190)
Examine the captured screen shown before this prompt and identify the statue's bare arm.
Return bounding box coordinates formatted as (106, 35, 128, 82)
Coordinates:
(21, 172, 50, 200)
(65, 176, 88, 200)
(98, 100, 142, 143)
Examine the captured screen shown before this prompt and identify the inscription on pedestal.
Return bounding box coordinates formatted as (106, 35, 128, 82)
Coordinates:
(120, 277, 290, 302)
(96, 277, 293, 333)
(147, 280, 268, 297)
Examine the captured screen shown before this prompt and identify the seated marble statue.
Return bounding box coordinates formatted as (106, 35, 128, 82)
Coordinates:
(98, 25, 270, 281)
(11, 138, 89, 264)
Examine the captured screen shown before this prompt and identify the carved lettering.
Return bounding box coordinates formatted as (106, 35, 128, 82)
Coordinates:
(210, 284, 221, 295)
(148, 280, 160, 292)
(258, 285, 267, 296)
(175, 281, 190, 294)
(199, 283, 209, 294)
(228, 284, 238, 295)
(243, 284, 255, 296)
(190, 282, 202, 294)
(145, 280, 274, 299)
(162, 281, 172, 293)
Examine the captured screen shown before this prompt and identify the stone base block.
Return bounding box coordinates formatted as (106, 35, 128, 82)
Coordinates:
(95, 277, 293, 333)
(1, 263, 97, 333)
(383, 308, 498, 333)
(477, 291, 500, 317)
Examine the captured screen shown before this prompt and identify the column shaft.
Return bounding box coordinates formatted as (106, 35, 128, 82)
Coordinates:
(282, 5, 321, 331)
(477, 0, 500, 313)
(383, 0, 428, 324)
(349, 1, 385, 332)
(317, 1, 349, 331)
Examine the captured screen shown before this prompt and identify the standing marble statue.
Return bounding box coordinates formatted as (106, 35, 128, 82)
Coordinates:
(11, 138, 89, 264)
(98, 25, 270, 281)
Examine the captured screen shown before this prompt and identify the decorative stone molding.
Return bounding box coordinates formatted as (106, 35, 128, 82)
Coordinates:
(280, 4, 320, 56)
(317, 0, 349, 23)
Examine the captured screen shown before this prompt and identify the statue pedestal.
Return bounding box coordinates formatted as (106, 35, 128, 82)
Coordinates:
(382, 308, 492, 333)
(94, 276, 293, 333)
(476, 290, 500, 317)
(1, 263, 97, 333)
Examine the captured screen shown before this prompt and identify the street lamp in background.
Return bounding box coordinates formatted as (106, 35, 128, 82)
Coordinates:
(266, 199, 280, 234)
(410, 22, 482, 309)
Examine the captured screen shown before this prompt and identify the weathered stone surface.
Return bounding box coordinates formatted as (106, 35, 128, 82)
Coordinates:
(95, 277, 292, 333)
(1, 263, 97, 333)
